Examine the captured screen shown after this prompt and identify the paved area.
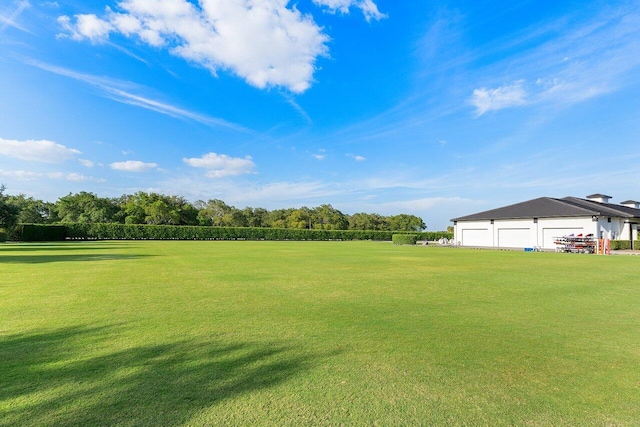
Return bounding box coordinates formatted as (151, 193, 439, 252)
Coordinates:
(611, 250, 640, 255)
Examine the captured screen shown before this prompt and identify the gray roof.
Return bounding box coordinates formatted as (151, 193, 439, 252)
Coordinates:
(451, 196, 640, 222)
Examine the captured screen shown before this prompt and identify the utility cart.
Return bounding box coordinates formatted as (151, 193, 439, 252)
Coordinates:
(553, 234, 597, 253)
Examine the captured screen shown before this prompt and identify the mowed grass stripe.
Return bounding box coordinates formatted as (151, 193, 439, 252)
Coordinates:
(1, 241, 638, 426)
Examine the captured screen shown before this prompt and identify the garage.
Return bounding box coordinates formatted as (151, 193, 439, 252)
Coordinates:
(497, 228, 530, 248)
(461, 228, 490, 246)
(452, 194, 640, 250)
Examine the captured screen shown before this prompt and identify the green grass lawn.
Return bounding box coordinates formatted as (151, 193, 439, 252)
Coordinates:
(1, 241, 639, 426)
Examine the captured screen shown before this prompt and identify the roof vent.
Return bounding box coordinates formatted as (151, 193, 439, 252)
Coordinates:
(621, 200, 640, 209)
(586, 193, 612, 203)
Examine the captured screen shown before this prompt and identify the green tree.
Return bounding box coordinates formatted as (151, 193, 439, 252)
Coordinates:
(6, 194, 57, 224)
(387, 214, 426, 232)
(0, 185, 20, 230)
(311, 204, 348, 230)
(121, 192, 197, 225)
(223, 209, 248, 227)
(242, 207, 269, 228)
(146, 199, 180, 225)
(119, 193, 147, 224)
(348, 212, 389, 231)
(265, 208, 294, 229)
(197, 199, 235, 226)
(55, 192, 121, 223)
(287, 207, 313, 229)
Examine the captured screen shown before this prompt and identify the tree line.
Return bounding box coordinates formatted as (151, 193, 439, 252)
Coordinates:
(0, 186, 427, 233)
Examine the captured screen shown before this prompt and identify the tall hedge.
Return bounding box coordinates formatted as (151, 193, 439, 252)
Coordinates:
(60, 224, 453, 242)
(14, 223, 453, 242)
(392, 234, 418, 245)
(610, 240, 640, 250)
(18, 224, 66, 242)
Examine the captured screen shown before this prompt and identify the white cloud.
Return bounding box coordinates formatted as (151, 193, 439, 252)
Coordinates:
(312, 154, 326, 160)
(0, 169, 105, 182)
(347, 153, 366, 161)
(463, 4, 640, 115)
(469, 81, 527, 116)
(0, 169, 42, 180)
(58, 0, 330, 93)
(313, 0, 386, 22)
(234, 181, 334, 204)
(110, 160, 158, 172)
(78, 158, 94, 167)
(377, 197, 469, 212)
(47, 172, 106, 182)
(0, 138, 81, 163)
(57, 13, 111, 42)
(183, 152, 256, 178)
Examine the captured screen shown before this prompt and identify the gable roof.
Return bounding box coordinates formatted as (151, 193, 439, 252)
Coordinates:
(451, 196, 640, 222)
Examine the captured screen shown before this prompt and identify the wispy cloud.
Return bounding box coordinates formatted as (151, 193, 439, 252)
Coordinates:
(317, 3, 640, 150)
(377, 196, 478, 212)
(25, 60, 251, 133)
(0, 169, 105, 182)
(311, 148, 329, 160)
(0, 0, 32, 33)
(234, 181, 337, 204)
(468, 3, 640, 114)
(469, 81, 527, 116)
(347, 153, 366, 161)
(282, 93, 312, 124)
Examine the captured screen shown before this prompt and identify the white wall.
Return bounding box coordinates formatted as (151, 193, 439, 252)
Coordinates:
(597, 217, 627, 240)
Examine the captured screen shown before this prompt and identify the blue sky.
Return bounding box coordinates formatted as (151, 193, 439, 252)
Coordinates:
(1, 0, 639, 230)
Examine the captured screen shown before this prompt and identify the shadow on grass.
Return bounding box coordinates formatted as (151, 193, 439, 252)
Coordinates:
(0, 254, 151, 264)
(0, 325, 325, 426)
(0, 243, 140, 252)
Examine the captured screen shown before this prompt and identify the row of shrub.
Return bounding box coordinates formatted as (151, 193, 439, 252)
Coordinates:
(17, 225, 66, 242)
(609, 240, 640, 250)
(14, 224, 453, 242)
(392, 234, 418, 245)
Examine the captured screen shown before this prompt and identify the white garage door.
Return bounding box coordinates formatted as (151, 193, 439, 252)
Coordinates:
(461, 228, 490, 246)
(497, 228, 531, 248)
(542, 227, 584, 249)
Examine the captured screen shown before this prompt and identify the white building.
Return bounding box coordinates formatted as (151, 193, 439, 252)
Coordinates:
(451, 194, 640, 250)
